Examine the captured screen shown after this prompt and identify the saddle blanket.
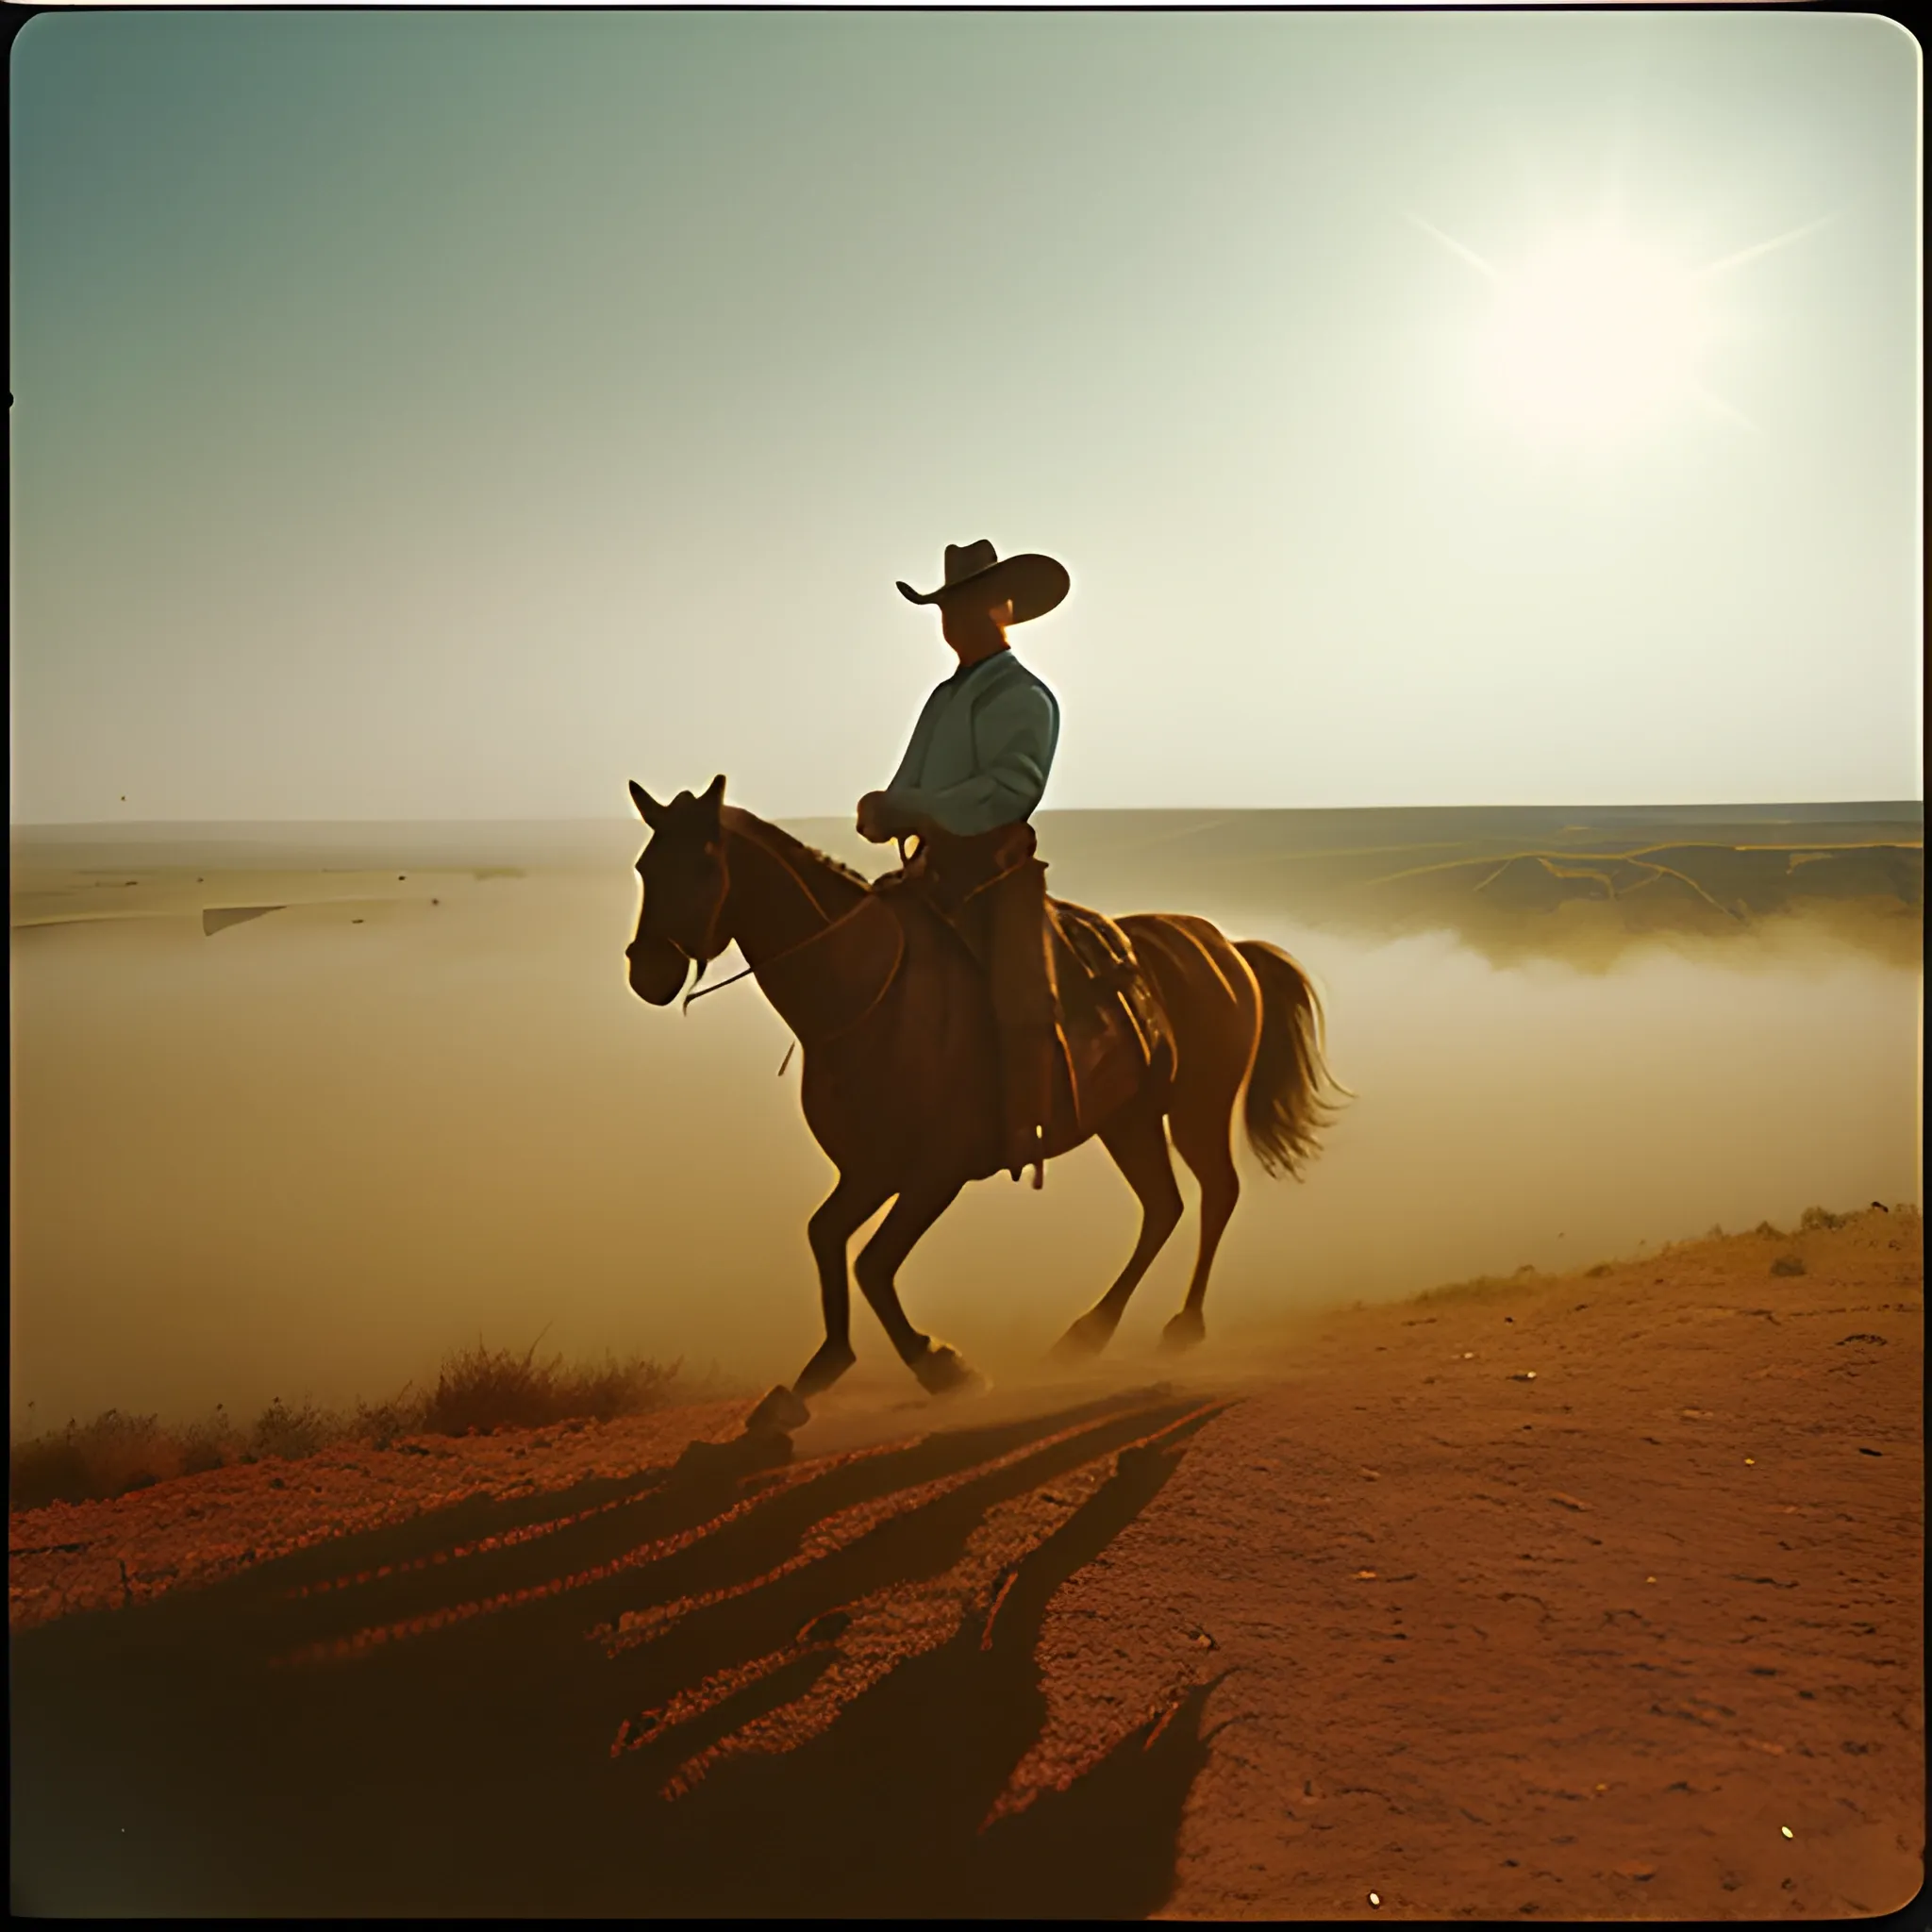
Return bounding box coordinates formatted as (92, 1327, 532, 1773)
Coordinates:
(1044, 897, 1174, 1145)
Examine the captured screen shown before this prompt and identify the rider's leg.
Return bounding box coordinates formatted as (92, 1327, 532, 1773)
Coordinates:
(990, 859, 1057, 1187)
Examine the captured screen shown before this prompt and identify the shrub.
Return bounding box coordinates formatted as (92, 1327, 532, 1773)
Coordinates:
(250, 1397, 347, 1463)
(349, 1391, 425, 1452)
(1413, 1274, 1519, 1307)
(1770, 1254, 1807, 1277)
(9, 1409, 179, 1513)
(1799, 1206, 1846, 1232)
(10, 1344, 685, 1511)
(180, 1408, 245, 1476)
(418, 1344, 681, 1438)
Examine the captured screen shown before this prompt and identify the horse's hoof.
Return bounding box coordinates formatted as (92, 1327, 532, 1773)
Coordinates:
(1052, 1311, 1115, 1360)
(913, 1342, 987, 1398)
(743, 1384, 811, 1437)
(1160, 1308, 1207, 1352)
(792, 1341, 857, 1401)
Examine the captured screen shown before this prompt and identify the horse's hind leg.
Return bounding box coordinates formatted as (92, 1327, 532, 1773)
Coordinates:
(853, 1174, 982, 1395)
(1160, 1081, 1243, 1351)
(794, 1172, 893, 1398)
(1055, 1100, 1184, 1357)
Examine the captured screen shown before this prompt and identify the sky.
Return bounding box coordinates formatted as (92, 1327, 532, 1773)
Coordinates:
(8, 9, 1922, 822)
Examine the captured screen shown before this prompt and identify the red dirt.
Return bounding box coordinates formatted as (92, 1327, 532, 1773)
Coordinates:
(9, 1209, 1921, 1919)
(1025, 1208, 1924, 1920)
(8, 1401, 747, 1631)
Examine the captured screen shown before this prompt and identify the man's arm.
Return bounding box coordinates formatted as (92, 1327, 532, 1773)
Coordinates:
(879, 681, 1058, 836)
(858, 688, 948, 841)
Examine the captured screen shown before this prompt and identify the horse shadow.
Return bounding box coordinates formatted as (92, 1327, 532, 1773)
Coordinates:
(12, 1387, 1231, 1917)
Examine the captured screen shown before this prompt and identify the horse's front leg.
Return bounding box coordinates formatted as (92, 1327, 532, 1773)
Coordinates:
(795, 1171, 892, 1396)
(745, 1171, 891, 1437)
(854, 1174, 984, 1395)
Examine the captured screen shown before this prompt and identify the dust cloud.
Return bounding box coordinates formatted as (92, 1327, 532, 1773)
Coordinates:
(9, 808, 1921, 1428)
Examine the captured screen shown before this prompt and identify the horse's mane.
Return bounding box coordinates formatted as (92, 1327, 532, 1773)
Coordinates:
(720, 805, 874, 897)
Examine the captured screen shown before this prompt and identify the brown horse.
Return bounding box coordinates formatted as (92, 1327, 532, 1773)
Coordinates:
(625, 775, 1343, 1420)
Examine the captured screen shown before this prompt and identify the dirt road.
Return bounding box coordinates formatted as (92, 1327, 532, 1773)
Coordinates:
(10, 1209, 1920, 1916)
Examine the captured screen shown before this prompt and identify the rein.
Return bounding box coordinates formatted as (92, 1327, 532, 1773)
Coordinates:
(678, 823, 881, 1036)
(681, 954, 799, 1076)
(681, 961, 756, 1012)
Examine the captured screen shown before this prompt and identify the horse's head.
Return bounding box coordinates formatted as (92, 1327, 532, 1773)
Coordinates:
(625, 774, 730, 1006)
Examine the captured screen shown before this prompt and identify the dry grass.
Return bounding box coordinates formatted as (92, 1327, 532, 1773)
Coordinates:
(9, 1343, 689, 1513)
(1408, 1201, 1905, 1309)
(417, 1342, 683, 1438)
(1412, 1272, 1524, 1307)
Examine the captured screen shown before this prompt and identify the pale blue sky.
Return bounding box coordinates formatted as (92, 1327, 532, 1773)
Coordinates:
(9, 9, 1921, 821)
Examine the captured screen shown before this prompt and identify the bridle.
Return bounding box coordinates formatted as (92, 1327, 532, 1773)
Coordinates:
(651, 817, 860, 1014)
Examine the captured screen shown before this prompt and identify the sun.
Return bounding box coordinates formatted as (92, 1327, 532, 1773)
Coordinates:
(1410, 208, 1829, 450)
(1483, 230, 1715, 445)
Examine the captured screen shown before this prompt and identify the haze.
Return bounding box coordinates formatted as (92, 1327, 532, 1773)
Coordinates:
(8, 9, 1922, 824)
(9, 814, 1921, 1426)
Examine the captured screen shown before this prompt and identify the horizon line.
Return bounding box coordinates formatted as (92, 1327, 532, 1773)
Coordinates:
(11, 797, 1925, 834)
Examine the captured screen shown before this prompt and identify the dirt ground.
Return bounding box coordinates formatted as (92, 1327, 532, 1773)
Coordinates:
(1028, 1208, 1924, 1921)
(9, 1207, 1922, 1918)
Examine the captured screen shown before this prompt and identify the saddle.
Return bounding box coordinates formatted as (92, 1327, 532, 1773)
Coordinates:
(757, 871, 1172, 1149)
(1040, 897, 1172, 1141)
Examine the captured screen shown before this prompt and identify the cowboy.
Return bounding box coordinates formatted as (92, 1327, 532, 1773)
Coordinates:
(856, 540, 1070, 1187)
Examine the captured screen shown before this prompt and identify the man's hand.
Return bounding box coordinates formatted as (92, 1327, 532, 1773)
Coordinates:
(856, 791, 896, 843)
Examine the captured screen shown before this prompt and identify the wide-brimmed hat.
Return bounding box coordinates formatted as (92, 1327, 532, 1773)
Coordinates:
(896, 541, 1070, 625)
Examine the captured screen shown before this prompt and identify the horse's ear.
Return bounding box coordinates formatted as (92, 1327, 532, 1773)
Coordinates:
(701, 774, 725, 814)
(629, 780, 666, 829)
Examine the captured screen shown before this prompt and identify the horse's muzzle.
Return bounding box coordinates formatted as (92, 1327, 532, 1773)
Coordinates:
(625, 933, 691, 1007)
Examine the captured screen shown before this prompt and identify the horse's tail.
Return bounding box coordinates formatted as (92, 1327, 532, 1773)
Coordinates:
(1234, 940, 1349, 1179)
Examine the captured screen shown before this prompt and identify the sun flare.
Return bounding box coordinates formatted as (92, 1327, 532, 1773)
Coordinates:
(1411, 207, 1829, 450)
(1484, 232, 1715, 444)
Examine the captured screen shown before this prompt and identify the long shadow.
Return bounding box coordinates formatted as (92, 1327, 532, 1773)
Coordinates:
(12, 1389, 1227, 1917)
(617, 1413, 1228, 1921)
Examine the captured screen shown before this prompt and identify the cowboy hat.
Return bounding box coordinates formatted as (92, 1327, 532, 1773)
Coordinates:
(896, 541, 1070, 625)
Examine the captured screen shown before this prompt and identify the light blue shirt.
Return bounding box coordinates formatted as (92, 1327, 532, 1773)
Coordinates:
(881, 650, 1060, 837)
